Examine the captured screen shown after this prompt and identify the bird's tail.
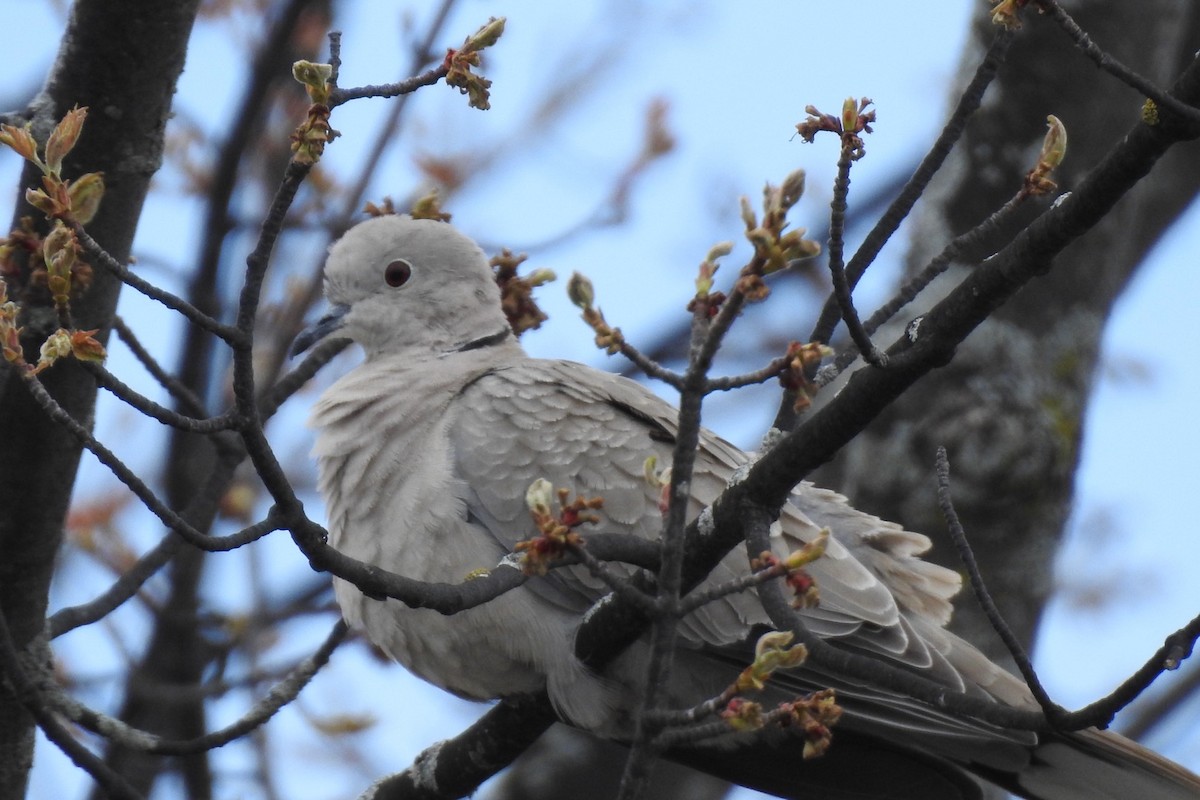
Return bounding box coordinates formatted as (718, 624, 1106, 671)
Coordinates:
(988, 728, 1200, 800)
(666, 717, 1200, 799)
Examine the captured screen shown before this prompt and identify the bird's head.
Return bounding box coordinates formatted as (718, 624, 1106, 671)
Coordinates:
(292, 215, 511, 359)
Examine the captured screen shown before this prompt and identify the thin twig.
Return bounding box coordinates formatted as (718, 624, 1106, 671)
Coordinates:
(72, 224, 241, 344)
(111, 317, 208, 416)
(48, 535, 182, 638)
(618, 308, 722, 800)
(0, 610, 146, 800)
(822, 191, 1027, 383)
(676, 557, 797, 616)
(1036, 0, 1200, 125)
(775, 30, 1015, 431)
(805, 30, 1013, 350)
(862, 193, 1024, 337)
(328, 65, 449, 106)
(51, 621, 349, 755)
(566, 544, 661, 614)
(259, 336, 350, 418)
(337, 0, 455, 217)
(935, 447, 1063, 719)
(617, 341, 685, 390)
(21, 375, 275, 551)
(1058, 611, 1200, 731)
(327, 30, 342, 84)
(618, 248, 768, 796)
(646, 686, 735, 729)
(84, 362, 238, 434)
(231, 160, 312, 525)
(704, 355, 787, 393)
(827, 147, 886, 367)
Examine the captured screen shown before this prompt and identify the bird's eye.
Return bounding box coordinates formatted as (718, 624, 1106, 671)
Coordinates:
(384, 259, 412, 288)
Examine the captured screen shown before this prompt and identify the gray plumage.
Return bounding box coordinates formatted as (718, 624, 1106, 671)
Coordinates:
(302, 215, 1200, 800)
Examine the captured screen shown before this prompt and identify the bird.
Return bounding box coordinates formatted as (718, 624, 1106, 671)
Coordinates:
(294, 214, 1200, 800)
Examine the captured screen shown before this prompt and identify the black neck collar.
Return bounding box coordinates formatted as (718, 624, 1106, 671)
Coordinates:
(454, 328, 512, 353)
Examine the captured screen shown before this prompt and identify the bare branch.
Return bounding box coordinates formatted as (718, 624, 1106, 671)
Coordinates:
(111, 317, 207, 416)
(329, 67, 450, 106)
(1036, 0, 1200, 125)
(50, 621, 349, 755)
(73, 224, 241, 344)
(20, 376, 274, 552)
(935, 447, 1063, 718)
(355, 694, 556, 800)
(805, 30, 1014, 349)
(826, 147, 886, 367)
(84, 362, 239, 434)
(0, 611, 145, 800)
(48, 535, 182, 638)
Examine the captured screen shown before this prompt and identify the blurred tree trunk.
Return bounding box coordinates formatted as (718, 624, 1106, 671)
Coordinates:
(812, 2, 1200, 661)
(89, 3, 329, 797)
(0, 2, 200, 797)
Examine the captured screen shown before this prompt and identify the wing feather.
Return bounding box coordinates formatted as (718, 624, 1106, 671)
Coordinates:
(449, 358, 1022, 706)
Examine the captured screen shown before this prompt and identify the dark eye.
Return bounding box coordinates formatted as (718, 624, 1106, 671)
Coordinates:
(384, 259, 412, 287)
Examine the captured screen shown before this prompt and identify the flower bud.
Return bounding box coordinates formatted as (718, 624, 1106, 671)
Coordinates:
(525, 478, 554, 517)
(1040, 115, 1067, 169)
(292, 60, 333, 103)
(841, 97, 859, 136)
(0, 123, 39, 163)
(567, 272, 595, 310)
(739, 196, 757, 230)
(39, 328, 73, 366)
(45, 106, 88, 176)
(780, 169, 806, 210)
(465, 17, 506, 51)
(70, 329, 106, 362)
(69, 172, 105, 224)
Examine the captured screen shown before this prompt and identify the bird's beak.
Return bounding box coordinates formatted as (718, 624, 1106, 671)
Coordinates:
(290, 304, 350, 357)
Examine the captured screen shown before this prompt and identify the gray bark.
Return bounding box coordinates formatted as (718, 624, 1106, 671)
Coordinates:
(812, 2, 1200, 661)
(0, 1, 201, 796)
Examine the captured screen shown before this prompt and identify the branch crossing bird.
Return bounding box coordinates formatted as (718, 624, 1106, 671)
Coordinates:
(295, 214, 1200, 800)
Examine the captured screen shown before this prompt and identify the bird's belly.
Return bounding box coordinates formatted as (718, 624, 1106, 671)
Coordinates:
(334, 576, 551, 700)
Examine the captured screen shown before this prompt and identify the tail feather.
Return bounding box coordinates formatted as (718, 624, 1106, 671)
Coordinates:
(695, 648, 1200, 798)
(663, 724, 1200, 800)
(999, 729, 1200, 800)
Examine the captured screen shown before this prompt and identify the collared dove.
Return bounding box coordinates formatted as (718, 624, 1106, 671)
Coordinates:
(296, 215, 1200, 800)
